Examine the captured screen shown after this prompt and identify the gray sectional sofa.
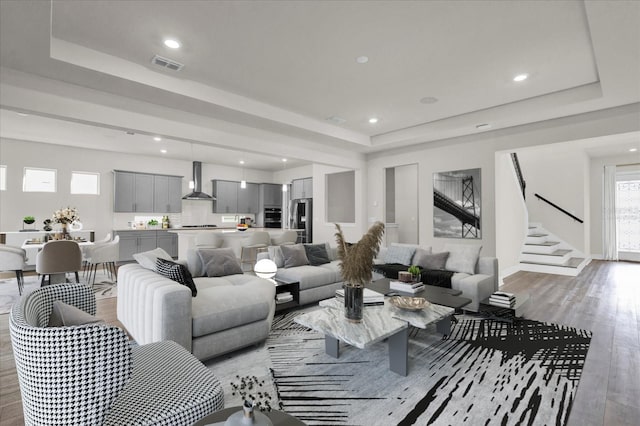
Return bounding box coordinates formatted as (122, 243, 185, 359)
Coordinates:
(117, 247, 275, 362)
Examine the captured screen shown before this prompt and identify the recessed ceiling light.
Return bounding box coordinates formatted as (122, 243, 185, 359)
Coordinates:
(153, 136, 162, 142)
(630, 148, 638, 152)
(420, 97, 438, 104)
(16, 112, 29, 117)
(356, 56, 369, 64)
(282, 158, 287, 162)
(476, 123, 491, 130)
(160, 149, 167, 154)
(164, 39, 181, 49)
(368, 117, 379, 124)
(513, 73, 529, 82)
(239, 160, 245, 165)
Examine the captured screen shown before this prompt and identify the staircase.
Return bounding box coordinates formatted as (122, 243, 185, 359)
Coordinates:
(519, 223, 590, 276)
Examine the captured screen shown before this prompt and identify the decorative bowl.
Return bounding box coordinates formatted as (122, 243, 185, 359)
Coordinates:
(389, 296, 430, 311)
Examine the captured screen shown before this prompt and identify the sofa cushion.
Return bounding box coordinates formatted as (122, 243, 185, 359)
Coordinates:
(198, 248, 243, 277)
(191, 277, 274, 337)
(444, 244, 482, 275)
(415, 251, 449, 270)
(267, 246, 285, 268)
(304, 243, 330, 266)
(281, 244, 309, 268)
(384, 244, 416, 265)
(156, 258, 198, 297)
(133, 247, 172, 271)
(47, 300, 103, 327)
(275, 261, 340, 291)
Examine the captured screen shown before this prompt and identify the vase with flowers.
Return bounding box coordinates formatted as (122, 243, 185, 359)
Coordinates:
(334, 221, 385, 322)
(52, 207, 79, 240)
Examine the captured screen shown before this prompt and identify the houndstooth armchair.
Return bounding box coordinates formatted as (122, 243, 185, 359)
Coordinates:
(10, 283, 224, 425)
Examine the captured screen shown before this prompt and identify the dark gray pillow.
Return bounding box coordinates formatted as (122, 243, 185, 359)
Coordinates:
(304, 243, 330, 266)
(415, 251, 449, 270)
(197, 248, 244, 277)
(156, 258, 198, 297)
(48, 301, 103, 327)
(281, 244, 310, 268)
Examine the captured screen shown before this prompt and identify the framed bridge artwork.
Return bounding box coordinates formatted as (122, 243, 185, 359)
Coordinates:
(433, 168, 481, 239)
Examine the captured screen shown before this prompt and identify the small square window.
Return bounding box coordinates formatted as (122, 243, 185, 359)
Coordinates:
(0, 165, 6, 191)
(71, 171, 100, 195)
(23, 167, 56, 192)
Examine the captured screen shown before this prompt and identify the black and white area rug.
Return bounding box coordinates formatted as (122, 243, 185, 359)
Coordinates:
(0, 272, 116, 314)
(209, 309, 592, 426)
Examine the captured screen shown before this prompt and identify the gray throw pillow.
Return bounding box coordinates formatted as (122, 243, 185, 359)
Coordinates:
(304, 243, 330, 266)
(384, 244, 416, 265)
(267, 245, 285, 268)
(48, 300, 103, 327)
(197, 248, 244, 277)
(281, 244, 310, 268)
(415, 251, 449, 270)
(444, 244, 482, 275)
(133, 247, 172, 271)
(411, 247, 433, 267)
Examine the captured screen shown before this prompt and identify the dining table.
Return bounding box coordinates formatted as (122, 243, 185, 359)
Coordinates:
(21, 239, 94, 284)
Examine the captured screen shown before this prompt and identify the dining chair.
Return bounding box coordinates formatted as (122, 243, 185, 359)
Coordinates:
(84, 235, 120, 286)
(35, 240, 82, 286)
(82, 233, 111, 278)
(0, 244, 28, 295)
(240, 231, 271, 271)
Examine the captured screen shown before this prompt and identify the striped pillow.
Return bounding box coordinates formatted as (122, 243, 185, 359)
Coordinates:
(156, 258, 197, 297)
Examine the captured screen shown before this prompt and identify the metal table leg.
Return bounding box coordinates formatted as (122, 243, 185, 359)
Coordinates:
(388, 327, 408, 376)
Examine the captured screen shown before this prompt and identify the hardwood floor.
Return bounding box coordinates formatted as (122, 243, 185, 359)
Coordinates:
(1, 260, 638, 425)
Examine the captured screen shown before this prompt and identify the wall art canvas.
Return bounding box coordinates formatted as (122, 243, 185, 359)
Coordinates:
(433, 168, 481, 238)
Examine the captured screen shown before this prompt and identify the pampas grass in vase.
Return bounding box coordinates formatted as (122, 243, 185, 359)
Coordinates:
(335, 221, 385, 322)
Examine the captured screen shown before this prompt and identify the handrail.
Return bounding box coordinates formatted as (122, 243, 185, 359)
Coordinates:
(510, 153, 526, 200)
(534, 193, 584, 223)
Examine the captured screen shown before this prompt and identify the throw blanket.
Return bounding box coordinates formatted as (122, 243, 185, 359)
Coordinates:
(373, 264, 454, 288)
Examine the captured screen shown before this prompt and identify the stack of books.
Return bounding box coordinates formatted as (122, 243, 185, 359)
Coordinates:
(335, 288, 385, 306)
(276, 292, 294, 304)
(389, 280, 425, 294)
(489, 291, 516, 308)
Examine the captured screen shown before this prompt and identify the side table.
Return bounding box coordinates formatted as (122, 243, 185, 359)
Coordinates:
(479, 293, 530, 322)
(274, 279, 300, 313)
(193, 406, 306, 426)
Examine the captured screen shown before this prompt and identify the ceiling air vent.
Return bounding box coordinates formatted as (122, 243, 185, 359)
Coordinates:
(151, 54, 184, 71)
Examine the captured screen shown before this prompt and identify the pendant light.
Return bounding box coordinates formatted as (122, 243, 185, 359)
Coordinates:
(282, 158, 288, 192)
(188, 143, 195, 189)
(240, 160, 247, 189)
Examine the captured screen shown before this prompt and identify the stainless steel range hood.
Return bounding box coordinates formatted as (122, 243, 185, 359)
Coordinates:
(182, 161, 215, 200)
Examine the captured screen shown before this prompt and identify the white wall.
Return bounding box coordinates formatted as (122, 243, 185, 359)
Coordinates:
(394, 164, 419, 244)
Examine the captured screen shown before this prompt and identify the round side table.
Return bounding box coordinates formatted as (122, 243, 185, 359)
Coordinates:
(193, 406, 306, 426)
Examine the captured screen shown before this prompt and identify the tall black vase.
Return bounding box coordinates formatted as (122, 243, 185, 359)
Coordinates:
(344, 285, 364, 323)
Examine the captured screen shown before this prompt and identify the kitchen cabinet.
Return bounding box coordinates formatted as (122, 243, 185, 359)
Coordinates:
(156, 230, 178, 258)
(115, 230, 177, 261)
(260, 183, 282, 207)
(113, 170, 182, 213)
(153, 175, 183, 213)
(212, 180, 239, 213)
(291, 178, 312, 199)
(237, 183, 260, 214)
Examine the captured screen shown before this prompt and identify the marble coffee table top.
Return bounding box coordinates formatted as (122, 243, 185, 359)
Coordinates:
(294, 306, 407, 349)
(319, 297, 455, 329)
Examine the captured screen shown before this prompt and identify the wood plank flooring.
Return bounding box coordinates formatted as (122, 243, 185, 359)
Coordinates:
(1, 260, 638, 425)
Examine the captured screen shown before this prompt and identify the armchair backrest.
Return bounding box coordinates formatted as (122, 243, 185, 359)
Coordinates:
(0, 244, 27, 270)
(10, 283, 132, 425)
(35, 240, 82, 274)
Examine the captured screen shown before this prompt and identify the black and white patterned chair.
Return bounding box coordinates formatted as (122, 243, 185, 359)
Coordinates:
(10, 283, 224, 425)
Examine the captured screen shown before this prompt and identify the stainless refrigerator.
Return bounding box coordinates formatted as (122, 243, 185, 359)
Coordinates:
(290, 198, 312, 243)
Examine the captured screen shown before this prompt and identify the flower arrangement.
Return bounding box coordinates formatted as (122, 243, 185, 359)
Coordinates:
(52, 206, 79, 225)
(334, 221, 385, 288)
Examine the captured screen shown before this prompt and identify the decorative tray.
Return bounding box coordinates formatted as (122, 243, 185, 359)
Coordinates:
(389, 296, 430, 311)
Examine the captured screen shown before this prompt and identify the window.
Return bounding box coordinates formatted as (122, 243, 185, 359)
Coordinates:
(617, 179, 640, 252)
(71, 171, 100, 195)
(0, 165, 6, 191)
(23, 167, 56, 192)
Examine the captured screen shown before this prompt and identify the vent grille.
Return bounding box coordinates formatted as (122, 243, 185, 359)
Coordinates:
(151, 54, 184, 71)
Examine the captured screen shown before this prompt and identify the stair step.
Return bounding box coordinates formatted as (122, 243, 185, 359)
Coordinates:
(527, 233, 548, 238)
(524, 241, 560, 247)
(520, 257, 585, 268)
(522, 249, 572, 257)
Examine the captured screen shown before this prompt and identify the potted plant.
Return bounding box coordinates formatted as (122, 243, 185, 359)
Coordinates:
(408, 265, 421, 283)
(147, 219, 159, 229)
(335, 221, 385, 322)
(22, 216, 36, 231)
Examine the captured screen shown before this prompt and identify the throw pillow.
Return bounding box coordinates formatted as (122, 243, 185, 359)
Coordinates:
(444, 244, 482, 275)
(197, 248, 244, 277)
(304, 243, 331, 266)
(48, 300, 103, 327)
(133, 247, 172, 271)
(411, 247, 433, 267)
(281, 244, 310, 268)
(415, 251, 450, 270)
(384, 244, 416, 265)
(267, 245, 285, 268)
(156, 258, 198, 297)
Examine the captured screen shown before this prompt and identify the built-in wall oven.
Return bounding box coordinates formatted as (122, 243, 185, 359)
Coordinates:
(263, 208, 282, 228)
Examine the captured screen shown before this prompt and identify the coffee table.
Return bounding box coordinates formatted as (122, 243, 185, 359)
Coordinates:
(368, 278, 472, 309)
(193, 406, 305, 425)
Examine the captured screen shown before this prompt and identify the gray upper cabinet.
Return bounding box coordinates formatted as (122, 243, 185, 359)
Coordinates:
(260, 183, 282, 207)
(237, 183, 260, 214)
(114, 171, 182, 213)
(291, 178, 312, 199)
(213, 180, 239, 213)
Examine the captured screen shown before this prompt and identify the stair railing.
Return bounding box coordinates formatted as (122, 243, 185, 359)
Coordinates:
(534, 193, 584, 223)
(510, 153, 526, 200)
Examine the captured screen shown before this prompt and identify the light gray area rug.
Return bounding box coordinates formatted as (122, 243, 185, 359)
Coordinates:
(0, 271, 116, 314)
(207, 308, 592, 426)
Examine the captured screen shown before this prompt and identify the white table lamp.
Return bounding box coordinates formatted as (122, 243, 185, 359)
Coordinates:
(254, 258, 277, 280)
